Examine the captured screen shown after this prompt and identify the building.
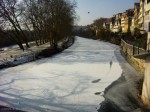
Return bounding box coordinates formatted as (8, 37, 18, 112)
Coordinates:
(130, 17, 135, 35)
(109, 17, 115, 32)
(134, 3, 140, 29)
(138, 0, 145, 30)
(103, 19, 111, 30)
(121, 12, 126, 33)
(113, 13, 122, 32)
(144, 0, 150, 32)
(126, 9, 134, 33)
(130, 3, 140, 35)
(143, 0, 150, 51)
(121, 9, 134, 33)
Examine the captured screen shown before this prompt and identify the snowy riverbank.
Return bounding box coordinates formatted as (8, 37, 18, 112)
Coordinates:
(0, 37, 74, 70)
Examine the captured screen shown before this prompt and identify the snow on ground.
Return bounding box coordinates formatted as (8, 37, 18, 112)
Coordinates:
(0, 39, 69, 66)
(0, 42, 35, 51)
(0, 41, 54, 66)
(0, 37, 122, 112)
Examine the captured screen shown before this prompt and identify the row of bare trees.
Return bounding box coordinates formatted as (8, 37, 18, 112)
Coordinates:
(0, 0, 76, 50)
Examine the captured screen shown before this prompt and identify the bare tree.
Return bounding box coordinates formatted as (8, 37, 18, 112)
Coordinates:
(1, 0, 76, 50)
(0, 0, 30, 50)
(22, 0, 76, 48)
(93, 18, 108, 29)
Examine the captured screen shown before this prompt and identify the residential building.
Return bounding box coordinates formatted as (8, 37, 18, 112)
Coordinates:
(130, 17, 135, 35)
(109, 17, 115, 32)
(138, 0, 145, 30)
(134, 3, 140, 29)
(109, 22, 113, 31)
(103, 19, 111, 30)
(130, 3, 140, 35)
(127, 9, 134, 33)
(142, 0, 150, 50)
(121, 9, 134, 33)
(113, 13, 122, 32)
(144, 0, 150, 32)
(121, 12, 126, 33)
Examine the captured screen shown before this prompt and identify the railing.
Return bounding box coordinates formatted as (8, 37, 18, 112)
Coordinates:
(121, 39, 149, 57)
(133, 41, 150, 56)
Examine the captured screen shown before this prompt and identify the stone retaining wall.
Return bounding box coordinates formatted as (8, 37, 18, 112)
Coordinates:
(121, 39, 145, 73)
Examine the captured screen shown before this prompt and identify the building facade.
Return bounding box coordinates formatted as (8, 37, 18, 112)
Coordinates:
(110, 17, 115, 32)
(134, 3, 140, 29)
(130, 17, 135, 35)
(144, 0, 150, 32)
(103, 18, 111, 31)
(121, 9, 134, 33)
(121, 12, 126, 33)
(113, 13, 122, 32)
(138, 0, 145, 30)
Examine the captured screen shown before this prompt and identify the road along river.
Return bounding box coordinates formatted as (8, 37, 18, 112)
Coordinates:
(0, 37, 123, 112)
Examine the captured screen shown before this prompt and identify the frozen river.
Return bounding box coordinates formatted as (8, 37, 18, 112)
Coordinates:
(0, 37, 123, 112)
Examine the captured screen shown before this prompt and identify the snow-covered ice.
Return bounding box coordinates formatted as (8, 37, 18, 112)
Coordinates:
(0, 37, 122, 112)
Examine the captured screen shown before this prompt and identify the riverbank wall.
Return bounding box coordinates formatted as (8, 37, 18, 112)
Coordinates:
(121, 39, 145, 74)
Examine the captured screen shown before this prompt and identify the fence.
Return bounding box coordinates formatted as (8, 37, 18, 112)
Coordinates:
(133, 41, 150, 56)
(121, 39, 145, 73)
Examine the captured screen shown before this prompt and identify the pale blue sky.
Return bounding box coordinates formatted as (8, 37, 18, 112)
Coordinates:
(76, 0, 139, 25)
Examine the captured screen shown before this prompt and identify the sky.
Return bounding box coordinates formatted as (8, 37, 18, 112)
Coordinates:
(75, 0, 139, 26)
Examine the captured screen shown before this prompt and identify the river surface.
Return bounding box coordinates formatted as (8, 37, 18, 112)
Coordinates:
(0, 37, 123, 112)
